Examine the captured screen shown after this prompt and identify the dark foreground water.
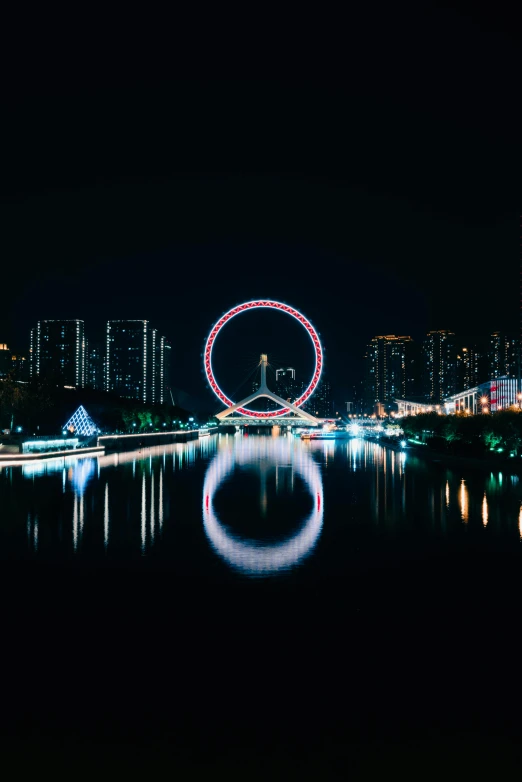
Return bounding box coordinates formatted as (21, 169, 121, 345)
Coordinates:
(2, 434, 522, 774)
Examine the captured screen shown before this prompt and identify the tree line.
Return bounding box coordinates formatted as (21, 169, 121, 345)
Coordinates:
(399, 409, 522, 457)
(0, 373, 205, 435)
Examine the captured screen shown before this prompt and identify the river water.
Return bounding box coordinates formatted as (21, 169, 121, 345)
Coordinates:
(1, 433, 521, 571)
(2, 433, 522, 763)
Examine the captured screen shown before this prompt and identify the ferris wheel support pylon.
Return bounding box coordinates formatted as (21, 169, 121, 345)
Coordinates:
(216, 354, 320, 424)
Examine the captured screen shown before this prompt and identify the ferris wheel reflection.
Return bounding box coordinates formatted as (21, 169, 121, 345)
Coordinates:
(202, 436, 324, 577)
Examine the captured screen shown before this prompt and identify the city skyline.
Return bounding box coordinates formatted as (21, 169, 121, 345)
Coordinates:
(4, 312, 522, 418)
(3, 7, 522, 766)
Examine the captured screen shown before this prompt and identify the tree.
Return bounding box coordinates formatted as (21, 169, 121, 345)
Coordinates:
(121, 408, 136, 432)
(137, 409, 152, 430)
(0, 373, 27, 430)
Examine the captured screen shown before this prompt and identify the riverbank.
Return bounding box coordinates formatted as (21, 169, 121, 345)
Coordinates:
(98, 427, 218, 452)
(0, 445, 104, 464)
(373, 435, 522, 474)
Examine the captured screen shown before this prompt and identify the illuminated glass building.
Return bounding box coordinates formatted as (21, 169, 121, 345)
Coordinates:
(363, 335, 417, 412)
(423, 330, 457, 403)
(106, 320, 169, 404)
(30, 320, 86, 387)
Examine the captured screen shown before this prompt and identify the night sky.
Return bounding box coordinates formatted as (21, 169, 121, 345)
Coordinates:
(2, 5, 521, 411)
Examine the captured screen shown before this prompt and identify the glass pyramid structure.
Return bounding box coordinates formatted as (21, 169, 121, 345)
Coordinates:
(63, 405, 98, 437)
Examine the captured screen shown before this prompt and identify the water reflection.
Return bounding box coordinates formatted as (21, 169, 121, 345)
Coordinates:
(27, 513, 38, 551)
(104, 483, 109, 550)
(4, 435, 522, 568)
(202, 436, 324, 577)
(70, 459, 95, 497)
(482, 493, 488, 527)
(459, 480, 469, 523)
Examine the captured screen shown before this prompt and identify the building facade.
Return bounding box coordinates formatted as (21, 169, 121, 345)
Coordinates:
(29, 320, 86, 387)
(275, 367, 300, 403)
(87, 342, 105, 391)
(457, 344, 484, 391)
(445, 376, 520, 415)
(105, 320, 169, 404)
(363, 335, 416, 412)
(0, 344, 11, 377)
(106, 320, 149, 401)
(10, 352, 29, 381)
(487, 331, 520, 380)
(423, 330, 457, 403)
(162, 337, 172, 405)
(304, 376, 333, 418)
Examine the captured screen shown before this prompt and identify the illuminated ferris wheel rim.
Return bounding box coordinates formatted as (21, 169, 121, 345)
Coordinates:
(204, 299, 323, 418)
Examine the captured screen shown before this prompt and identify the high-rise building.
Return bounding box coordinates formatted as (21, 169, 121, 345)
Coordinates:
(10, 352, 29, 381)
(304, 376, 333, 418)
(30, 320, 86, 387)
(161, 337, 172, 405)
(106, 320, 149, 401)
(423, 330, 457, 403)
(105, 320, 169, 403)
(505, 335, 520, 380)
(275, 367, 299, 403)
(29, 328, 36, 378)
(363, 335, 416, 411)
(487, 332, 519, 380)
(488, 331, 506, 379)
(457, 344, 484, 390)
(0, 343, 11, 377)
(87, 342, 105, 391)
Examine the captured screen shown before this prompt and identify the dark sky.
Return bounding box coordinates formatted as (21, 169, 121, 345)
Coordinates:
(2, 4, 521, 410)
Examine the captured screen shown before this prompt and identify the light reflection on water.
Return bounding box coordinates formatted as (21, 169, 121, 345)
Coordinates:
(2, 436, 522, 574)
(202, 436, 323, 576)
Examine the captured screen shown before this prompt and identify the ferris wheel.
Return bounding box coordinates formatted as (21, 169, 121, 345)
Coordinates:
(204, 299, 323, 420)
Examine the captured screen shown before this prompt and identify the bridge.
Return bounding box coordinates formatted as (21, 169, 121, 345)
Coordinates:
(216, 354, 321, 428)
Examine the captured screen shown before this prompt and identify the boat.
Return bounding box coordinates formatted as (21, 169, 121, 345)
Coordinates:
(301, 431, 337, 440)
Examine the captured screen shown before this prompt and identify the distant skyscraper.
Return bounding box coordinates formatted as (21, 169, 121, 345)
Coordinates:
(10, 352, 29, 381)
(106, 320, 149, 401)
(87, 342, 105, 391)
(0, 343, 11, 377)
(505, 335, 520, 380)
(275, 367, 299, 402)
(105, 320, 169, 403)
(423, 330, 457, 403)
(457, 344, 483, 390)
(30, 320, 86, 387)
(488, 331, 505, 379)
(363, 335, 416, 411)
(304, 376, 333, 418)
(487, 332, 519, 380)
(161, 337, 172, 405)
(29, 327, 36, 378)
